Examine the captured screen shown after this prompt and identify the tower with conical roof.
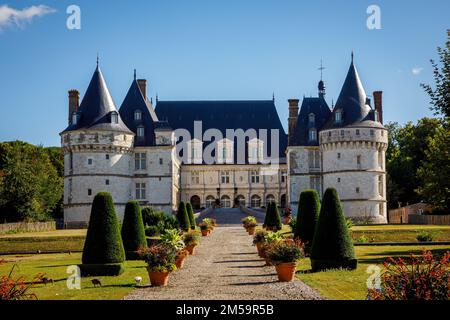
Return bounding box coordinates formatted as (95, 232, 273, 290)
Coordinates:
(60, 63, 135, 227)
(319, 55, 387, 223)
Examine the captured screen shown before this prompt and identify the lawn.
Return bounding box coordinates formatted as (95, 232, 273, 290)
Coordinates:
(0, 252, 148, 300)
(296, 244, 450, 300)
(351, 225, 450, 243)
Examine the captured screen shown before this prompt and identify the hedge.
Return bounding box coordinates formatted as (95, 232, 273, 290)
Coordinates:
(294, 190, 320, 248)
(121, 201, 147, 260)
(186, 202, 196, 230)
(177, 201, 190, 231)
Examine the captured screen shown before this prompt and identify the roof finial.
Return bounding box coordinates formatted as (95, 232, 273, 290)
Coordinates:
(351, 51, 354, 63)
(96, 53, 99, 68)
(318, 59, 325, 81)
(134, 69, 136, 80)
(272, 92, 275, 101)
(156, 93, 159, 102)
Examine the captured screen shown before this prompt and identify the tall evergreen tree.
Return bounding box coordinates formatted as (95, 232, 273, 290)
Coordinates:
(294, 190, 320, 248)
(121, 201, 147, 260)
(177, 201, 190, 231)
(186, 202, 196, 230)
(310, 188, 357, 271)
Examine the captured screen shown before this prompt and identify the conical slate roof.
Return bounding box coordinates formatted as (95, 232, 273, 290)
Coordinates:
(324, 58, 373, 129)
(119, 79, 159, 146)
(62, 66, 132, 134)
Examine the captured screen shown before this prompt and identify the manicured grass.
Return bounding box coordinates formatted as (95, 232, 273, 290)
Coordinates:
(296, 244, 450, 300)
(0, 236, 86, 254)
(0, 253, 148, 300)
(351, 225, 450, 243)
(0, 229, 87, 238)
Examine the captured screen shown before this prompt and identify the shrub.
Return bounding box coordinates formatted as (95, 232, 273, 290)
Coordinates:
(139, 243, 177, 272)
(80, 192, 125, 276)
(310, 188, 357, 271)
(145, 225, 161, 237)
(242, 216, 256, 227)
(183, 232, 200, 247)
(203, 218, 216, 229)
(265, 202, 282, 230)
(163, 214, 180, 230)
(198, 222, 210, 231)
(368, 251, 450, 300)
(177, 202, 190, 231)
(121, 201, 147, 260)
(356, 235, 369, 243)
(266, 239, 305, 264)
(253, 230, 268, 245)
(288, 217, 297, 233)
(160, 229, 185, 251)
(142, 207, 164, 226)
(186, 203, 196, 230)
(294, 190, 320, 247)
(346, 217, 354, 230)
(417, 231, 434, 242)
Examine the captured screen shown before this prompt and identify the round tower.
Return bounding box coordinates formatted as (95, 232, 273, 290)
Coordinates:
(60, 65, 135, 228)
(320, 56, 387, 223)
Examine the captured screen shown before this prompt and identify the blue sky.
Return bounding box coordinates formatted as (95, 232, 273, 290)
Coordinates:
(0, 0, 448, 146)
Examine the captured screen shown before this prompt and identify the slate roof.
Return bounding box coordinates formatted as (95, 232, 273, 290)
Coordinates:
(62, 66, 132, 134)
(155, 100, 287, 163)
(119, 79, 159, 146)
(323, 59, 376, 129)
(291, 96, 331, 146)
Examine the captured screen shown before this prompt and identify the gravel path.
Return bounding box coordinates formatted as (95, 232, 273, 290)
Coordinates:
(124, 224, 323, 300)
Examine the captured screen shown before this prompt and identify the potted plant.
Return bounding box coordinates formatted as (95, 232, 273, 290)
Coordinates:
(253, 230, 268, 256)
(242, 216, 256, 231)
(199, 222, 210, 236)
(202, 218, 215, 234)
(183, 232, 200, 255)
(246, 220, 257, 235)
(139, 243, 177, 286)
(260, 231, 283, 265)
(160, 229, 187, 269)
(266, 239, 304, 282)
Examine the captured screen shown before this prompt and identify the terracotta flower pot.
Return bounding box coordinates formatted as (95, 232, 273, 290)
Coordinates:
(186, 244, 197, 255)
(275, 262, 297, 282)
(201, 229, 209, 236)
(147, 268, 170, 286)
(247, 227, 256, 235)
(175, 251, 188, 269)
(283, 217, 291, 225)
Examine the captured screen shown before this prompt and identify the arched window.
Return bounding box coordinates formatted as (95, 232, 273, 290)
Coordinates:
(134, 110, 142, 121)
(308, 113, 315, 125)
(374, 110, 379, 122)
(206, 196, 215, 208)
(137, 126, 145, 137)
(335, 110, 342, 123)
(251, 195, 261, 208)
(71, 112, 78, 125)
(309, 129, 317, 141)
(236, 195, 246, 207)
(280, 194, 286, 208)
(265, 194, 275, 206)
(111, 112, 118, 124)
(190, 195, 201, 210)
(221, 195, 231, 208)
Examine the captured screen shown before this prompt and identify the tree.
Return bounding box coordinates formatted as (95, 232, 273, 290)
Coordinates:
(310, 188, 357, 271)
(417, 127, 450, 211)
(186, 202, 196, 230)
(421, 29, 450, 122)
(177, 201, 190, 231)
(265, 201, 282, 230)
(0, 141, 62, 222)
(294, 190, 320, 248)
(81, 192, 125, 276)
(121, 201, 147, 260)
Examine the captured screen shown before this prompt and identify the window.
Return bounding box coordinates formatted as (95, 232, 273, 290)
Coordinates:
(87, 158, 93, 165)
(222, 147, 227, 160)
(191, 171, 200, 184)
(309, 176, 321, 194)
(328, 131, 331, 137)
(356, 129, 360, 135)
(357, 155, 362, 169)
(135, 153, 146, 170)
(370, 129, 374, 136)
(340, 130, 345, 136)
(337, 153, 341, 159)
(378, 175, 383, 196)
(252, 147, 258, 159)
(309, 129, 317, 141)
(206, 196, 215, 208)
(308, 150, 320, 169)
(72, 112, 78, 125)
(265, 195, 275, 207)
(236, 195, 245, 207)
(134, 110, 142, 121)
(111, 112, 118, 124)
(378, 151, 383, 169)
(137, 126, 145, 138)
(251, 170, 260, 184)
(308, 113, 315, 125)
(220, 171, 230, 184)
(88, 189, 92, 196)
(105, 179, 110, 185)
(337, 177, 341, 183)
(356, 187, 360, 193)
(105, 154, 110, 160)
(335, 111, 342, 123)
(159, 158, 163, 165)
(374, 111, 379, 122)
(136, 183, 146, 200)
(251, 195, 261, 208)
(281, 171, 287, 183)
(221, 195, 231, 208)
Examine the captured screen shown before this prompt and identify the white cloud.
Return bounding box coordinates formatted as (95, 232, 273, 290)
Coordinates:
(0, 4, 56, 30)
(412, 67, 423, 76)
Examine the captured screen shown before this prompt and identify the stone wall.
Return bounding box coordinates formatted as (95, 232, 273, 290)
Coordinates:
(0, 221, 56, 234)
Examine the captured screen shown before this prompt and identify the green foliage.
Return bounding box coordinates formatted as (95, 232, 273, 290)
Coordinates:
(141, 207, 163, 226)
(183, 232, 200, 246)
(145, 225, 160, 237)
(0, 141, 62, 222)
(160, 229, 185, 251)
(81, 192, 125, 274)
(138, 243, 177, 272)
(265, 202, 282, 230)
(266, 240, 304, 264)
(294, 190, 320, 247)
(346, 218, 354, 230)
(79, 263, 125, 277)
(252, 230, 268, 245)
(288, 217, 297, 233)
(121, 201, 147, 260)
(416, 231, 434, 242)
(177, 202, 190, 231)
(186, 202, 196, 230)
(311, 188, 357, 271)
(356, 235, 369, 243)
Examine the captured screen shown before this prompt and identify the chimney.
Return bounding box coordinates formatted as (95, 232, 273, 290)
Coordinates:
(373, 91, 383, 124)
(137, 79, 147, 100)
(68, 89, 79, 123)
(288, 99, 300, 145)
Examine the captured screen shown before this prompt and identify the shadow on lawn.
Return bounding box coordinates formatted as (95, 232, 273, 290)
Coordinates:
(214, 259, 262, 263)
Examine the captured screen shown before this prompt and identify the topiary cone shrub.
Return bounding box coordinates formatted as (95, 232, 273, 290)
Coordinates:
(294, 190, 320, 252)
(177, 201, 190, 232)
(186, 202, 196, 230)
(266, 202, 282, 231)
(310, 188, 357, 271)
(121, 201, 147, 260)
(80, 192, 125, 276)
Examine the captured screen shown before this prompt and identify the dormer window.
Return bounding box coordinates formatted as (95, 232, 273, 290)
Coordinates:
(71, 112, 78, 125)
(309, 129, 317, 141)
(374, 110, 379, 122)
(137, 126, 145, 137)
(308, 113, 315, 125)
(134, 110, 142, 121)
(111, 112, 118, 124)
(335, 111, 342, 123)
